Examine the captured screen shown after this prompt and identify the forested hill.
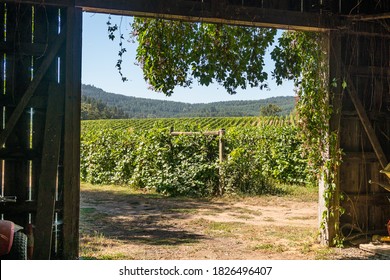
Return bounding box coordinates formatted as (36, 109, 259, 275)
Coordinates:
(82, 84, 295, 118)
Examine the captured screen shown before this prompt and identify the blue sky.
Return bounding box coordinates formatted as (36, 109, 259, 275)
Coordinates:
(81, 12, 295, 104)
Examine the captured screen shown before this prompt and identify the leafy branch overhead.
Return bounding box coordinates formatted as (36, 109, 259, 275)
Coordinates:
(130, 18, 276, 95)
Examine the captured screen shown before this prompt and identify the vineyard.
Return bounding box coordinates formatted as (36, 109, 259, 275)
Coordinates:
(81, 116, 293, 132)
(81, 116, 312, 197)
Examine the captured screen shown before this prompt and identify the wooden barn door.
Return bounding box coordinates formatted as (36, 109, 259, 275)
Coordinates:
(0, 3, 81, 259)
(322, 26, 390, 245)
(339, 29, 390, 241)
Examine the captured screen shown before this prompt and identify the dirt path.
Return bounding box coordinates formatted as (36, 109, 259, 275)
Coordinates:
(79, 185, 379, 260)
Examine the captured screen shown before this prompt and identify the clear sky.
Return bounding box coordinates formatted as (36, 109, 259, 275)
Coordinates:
(81, 12, 295, 104)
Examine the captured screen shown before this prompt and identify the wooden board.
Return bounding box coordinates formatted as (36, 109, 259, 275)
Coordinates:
(33, 84, 64, 260)
(359, 243, 390, 259)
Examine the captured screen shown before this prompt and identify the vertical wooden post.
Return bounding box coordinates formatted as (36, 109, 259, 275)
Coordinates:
(219, 128, 225, 163)
(33, 84, 64, 260)
(63, 7, 82, 260)
(318, 30, 342, 246)
(218, 128, 225, 195)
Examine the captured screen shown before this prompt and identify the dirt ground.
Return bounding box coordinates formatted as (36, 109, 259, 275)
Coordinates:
(79, 184, 383, 260)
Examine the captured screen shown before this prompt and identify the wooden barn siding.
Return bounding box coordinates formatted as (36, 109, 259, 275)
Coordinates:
(339, 31, 390, 236)
(0, 3, 81, 259)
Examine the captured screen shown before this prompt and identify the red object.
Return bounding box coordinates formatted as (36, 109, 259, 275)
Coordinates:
(387, 220, 390, 236)
(0, 220, 15, 256)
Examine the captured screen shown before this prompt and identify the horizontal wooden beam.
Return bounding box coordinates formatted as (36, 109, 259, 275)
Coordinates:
(350, 12, 390, 21)
(0, 148, 40, 160)
(171, 131, 221, 136)
(0, 201, 63, 214)
(0, 42, 49, 56)
(5, 0, 341, 31)
(3, 0, 73, 7)
(342, 193, 390, 206)
(343, 152, 378, 162)
(77, 0, 337, 31)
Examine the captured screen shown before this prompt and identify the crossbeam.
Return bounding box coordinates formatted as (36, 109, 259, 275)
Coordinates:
(4, 0, 342, 31)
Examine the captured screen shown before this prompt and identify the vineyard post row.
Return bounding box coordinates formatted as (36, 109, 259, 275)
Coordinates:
(170, 127, 226, 195)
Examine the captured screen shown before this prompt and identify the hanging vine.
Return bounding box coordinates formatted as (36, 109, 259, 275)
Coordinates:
(271, 31, 344, 246)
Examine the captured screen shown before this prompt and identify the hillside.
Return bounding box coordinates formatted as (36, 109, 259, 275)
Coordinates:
(82, 84, 295, 118)
(81, 95, 129, 120)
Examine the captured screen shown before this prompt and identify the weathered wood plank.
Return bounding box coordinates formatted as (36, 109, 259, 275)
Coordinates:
(318, 30, 342, 246)
(0, 30, 65, 147)
(77, 0, 337, 31)
(3, 0, 338, 31)
(63, 7, 82, 260)
(0, 42, 49, 56)
(342, 193, 390, 206)
(2, 4, 31, 228)
(33, 84, 64, 260)
(346, 76, 388, 169)
(360, 243, 390, 259)
(0, 200, 63, 214)
(3, 0, 73, 7)
(343, 152, 378, 162)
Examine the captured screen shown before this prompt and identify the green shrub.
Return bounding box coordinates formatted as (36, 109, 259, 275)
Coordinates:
(80, 119, 312, 196)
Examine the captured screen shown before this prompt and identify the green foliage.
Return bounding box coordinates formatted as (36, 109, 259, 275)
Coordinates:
(81, 116, 291, 133)
(131, 18, 276, 95)
(260, 104, 282, 116)
(81, 95, 129, 120)
(81, 119, 312, 197)
(271, 31, 330, 173)
(272, 31, 344, 244)
(82, 84, 295, 118)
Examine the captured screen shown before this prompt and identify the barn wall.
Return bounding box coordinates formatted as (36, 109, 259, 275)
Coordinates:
(0, 3, 81, 259)
(338, 27, 390, 239)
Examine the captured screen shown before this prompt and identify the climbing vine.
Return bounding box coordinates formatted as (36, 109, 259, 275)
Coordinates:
(271, 31, 344, 246)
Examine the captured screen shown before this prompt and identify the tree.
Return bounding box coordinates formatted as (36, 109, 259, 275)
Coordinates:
(260, 104, 282, 116)
(128, 18, 276, 95)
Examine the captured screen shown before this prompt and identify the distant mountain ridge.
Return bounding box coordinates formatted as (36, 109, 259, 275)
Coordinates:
(81, 84, 295, 119)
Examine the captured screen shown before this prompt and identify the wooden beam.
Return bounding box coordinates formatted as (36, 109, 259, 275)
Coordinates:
(3, 0, 73, 7)
(76, 0, 338, 31)
(350, 12, 390, 21)
(0, 42, 49, 56)
(33, 84, 64, 260)
(346, 76, 388, 169)
(0, 201, 63, 214)
(170, 131, 221, 136)
(0, 30, 65, 147)
(63, 7, 82, 260)
(318, 30, 343, 246)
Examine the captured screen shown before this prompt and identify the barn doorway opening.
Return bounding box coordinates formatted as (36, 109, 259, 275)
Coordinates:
(78, 12, 332, 260)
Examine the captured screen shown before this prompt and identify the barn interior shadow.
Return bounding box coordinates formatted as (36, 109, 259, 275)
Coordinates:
(79, 188, 231, 246)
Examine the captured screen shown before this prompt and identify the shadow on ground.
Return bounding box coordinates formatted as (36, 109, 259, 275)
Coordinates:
(80, 188, 229, 246)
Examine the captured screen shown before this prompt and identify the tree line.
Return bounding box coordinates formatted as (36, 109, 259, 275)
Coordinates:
(82, 84, 294, 119)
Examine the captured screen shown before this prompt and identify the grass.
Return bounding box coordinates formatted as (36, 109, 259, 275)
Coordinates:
(253, 243, 288, 253)
(79, 182, 337, 260)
